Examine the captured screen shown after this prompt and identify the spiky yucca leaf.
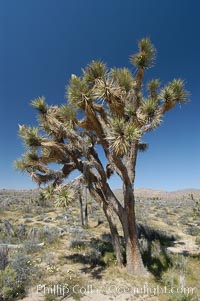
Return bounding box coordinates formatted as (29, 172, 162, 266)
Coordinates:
(14, 155, 49, 174)
(83, 60, 107, 86)
(58, 104, 76, 123)
(130, 38, 156, 69)
(41, 185, 55, 201)
(31, 96, 48, 114)
(169, 79, 189, 103)
(141, 98, 158, 119)
(147, 79, 160, 99)
(67, 75, 92, 109)
(24, 151, 39, 162)
(125, 123, 140, 141)
(107, 118, 127, 155)
(14, 159, 29, 172)
(159, 86, 174, 103)
(125, 104, 136, 117)
(18, 125, 41, 147)
(54, 186, 74, 208)
(93, 79, 125, 116)
(160, 79, 189, 106)
(93, 79, 124, 101)
(108, 118, 140, 155)
(109, 136, 130, 156)
(111, 68, 134, 92)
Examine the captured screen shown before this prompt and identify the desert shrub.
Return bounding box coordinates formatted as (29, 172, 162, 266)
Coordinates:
(10, 252, 40, 283)
(101, 251, 117, 266)
(101, 233, 112, 243)
(185, 226, 200, 236)
(167, 293, 198, 301)
(161, 268, 180, 287)
(161, 255, 189, 291)
(167, 254, 188, 274)
(91, 238, 113, 254)
(38, 226, 59, 244)
(0, 265, 26, 300)
(0, 247, 8, 270)
(23, 240, 40, 254)
(69, 240, 88, 251)
(0, 251, 40, 300)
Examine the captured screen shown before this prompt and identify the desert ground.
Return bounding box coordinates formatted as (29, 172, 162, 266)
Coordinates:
(0, 188, 200, 301)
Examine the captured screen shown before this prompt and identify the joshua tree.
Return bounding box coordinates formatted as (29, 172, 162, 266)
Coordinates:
(15, 38, 188, 275)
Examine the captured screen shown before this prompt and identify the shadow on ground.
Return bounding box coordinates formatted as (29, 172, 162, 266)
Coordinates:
(137, 223, 176, 278)
(64, 224, 177, 279)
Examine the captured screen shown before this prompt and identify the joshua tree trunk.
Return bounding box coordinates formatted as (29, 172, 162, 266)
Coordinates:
(122, 186, 146, 275)
(103, 203, 124, 267)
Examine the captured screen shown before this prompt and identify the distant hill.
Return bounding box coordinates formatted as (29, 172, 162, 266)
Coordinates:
(0, 187, 200, 204)
(114, 188, 200, 201)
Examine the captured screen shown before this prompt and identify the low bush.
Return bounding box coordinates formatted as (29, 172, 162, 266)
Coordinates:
(38, 226, 59, 244)
(0, 251, 41, 301)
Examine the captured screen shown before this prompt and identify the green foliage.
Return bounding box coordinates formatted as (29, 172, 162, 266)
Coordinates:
(18, 125, 41, 147)
(141, 98, 158, 119)
(111, 68, 134, 92)
(0, 265, 25, 301)
(67, 75, 93, 109)
(147, 79, 160, 98)
(160, 79, 189, 105)
(54, 186, 75, 208)
(160, 86, 175, 104)
(92, 78, 124, 103)
(130, 37, 156, 68)
(0, 252, 40, 301)
(101, 251, 117, 266)
(58, 104, 76, 124)
(108, 118, 140, 155)
(169, 79, 189, 103)
(23, 240, 40, 254)
(69, 240, 87, 251)
(38, 227, 60, 244)
(31, 96, 48, 114)
(83, 60, 107, 86)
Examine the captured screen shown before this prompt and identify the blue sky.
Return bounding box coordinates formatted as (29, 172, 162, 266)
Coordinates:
(0, 0, 199, 191)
